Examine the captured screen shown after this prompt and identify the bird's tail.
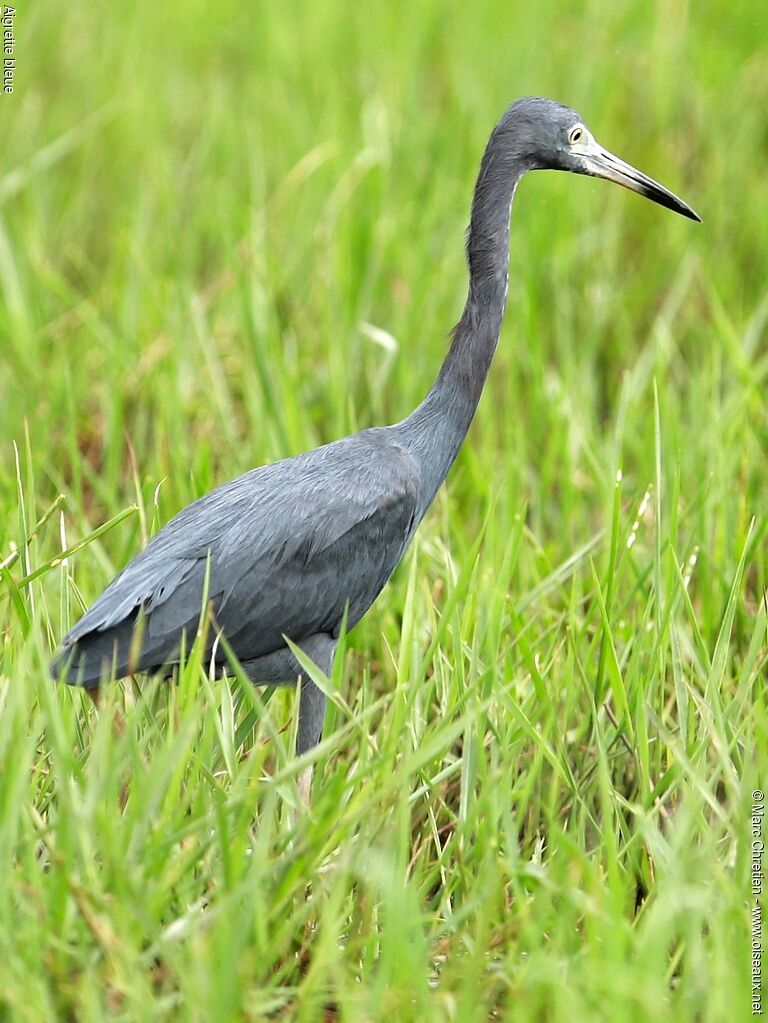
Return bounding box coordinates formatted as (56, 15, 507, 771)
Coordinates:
(50, 616, 148, 688)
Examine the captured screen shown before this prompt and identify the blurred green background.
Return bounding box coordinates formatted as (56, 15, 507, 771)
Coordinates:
(0, 1, 766, 1020)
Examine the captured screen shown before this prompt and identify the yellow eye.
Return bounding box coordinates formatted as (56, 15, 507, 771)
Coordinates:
(568, 126, 584, 145)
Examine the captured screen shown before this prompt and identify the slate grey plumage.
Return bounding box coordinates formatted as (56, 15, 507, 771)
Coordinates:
(51, 98, 699, 771)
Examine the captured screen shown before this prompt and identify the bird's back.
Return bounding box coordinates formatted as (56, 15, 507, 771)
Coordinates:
(52, 427, 423, 685)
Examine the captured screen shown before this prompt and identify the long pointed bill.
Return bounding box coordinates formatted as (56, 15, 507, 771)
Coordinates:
(580, 146, 701, 222)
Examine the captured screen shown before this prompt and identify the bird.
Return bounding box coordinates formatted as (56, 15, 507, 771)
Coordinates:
(51, 97, 700, 801)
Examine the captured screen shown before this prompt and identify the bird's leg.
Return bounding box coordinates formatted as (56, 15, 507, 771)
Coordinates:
(296, 676, 326, 807)
(294, 635, 336, 806)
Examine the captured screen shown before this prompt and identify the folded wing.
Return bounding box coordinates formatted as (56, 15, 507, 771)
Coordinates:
(52, 429, 422, 685)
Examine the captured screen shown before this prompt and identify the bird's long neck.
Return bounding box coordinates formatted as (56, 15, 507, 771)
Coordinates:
(399, 129, 525, 511)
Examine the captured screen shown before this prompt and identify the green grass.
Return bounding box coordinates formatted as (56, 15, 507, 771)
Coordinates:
(1, 1, 766, 1019)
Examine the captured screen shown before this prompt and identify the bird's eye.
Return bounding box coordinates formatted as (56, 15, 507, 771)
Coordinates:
(568, 126, 584, 145)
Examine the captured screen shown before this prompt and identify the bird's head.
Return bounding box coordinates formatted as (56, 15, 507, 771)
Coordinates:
(497, 97, 700, 222)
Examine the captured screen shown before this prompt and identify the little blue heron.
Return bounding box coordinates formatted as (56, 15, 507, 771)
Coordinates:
(52, 98, 699, 800)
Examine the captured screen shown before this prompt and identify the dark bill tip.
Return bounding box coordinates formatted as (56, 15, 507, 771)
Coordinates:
(585, 148, 701, 224)
(635, 176, 702, 222)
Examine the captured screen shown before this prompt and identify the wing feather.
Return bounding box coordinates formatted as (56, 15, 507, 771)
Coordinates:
(52, 429, 422, 683)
